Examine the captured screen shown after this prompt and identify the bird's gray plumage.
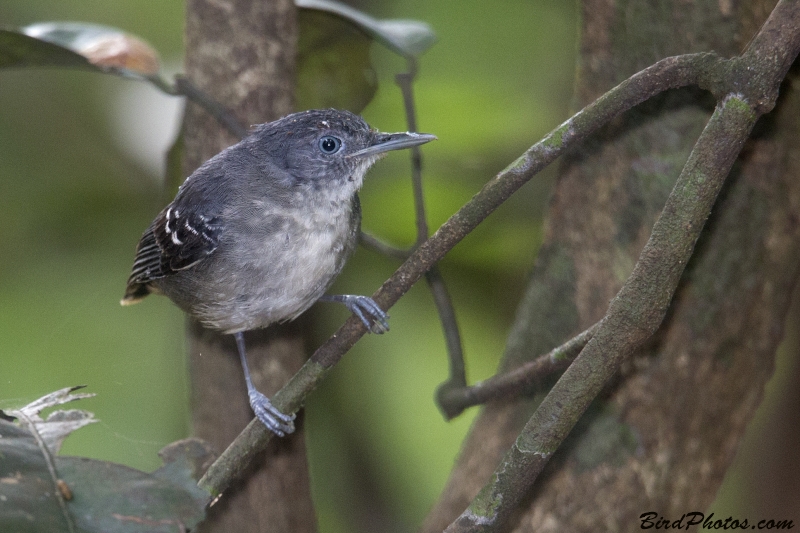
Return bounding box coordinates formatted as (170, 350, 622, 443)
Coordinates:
(124, 109, 424, 331)
(122, 109, 435, 434)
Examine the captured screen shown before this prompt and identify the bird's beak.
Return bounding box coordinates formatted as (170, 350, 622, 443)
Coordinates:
(348, 131, 437, 158)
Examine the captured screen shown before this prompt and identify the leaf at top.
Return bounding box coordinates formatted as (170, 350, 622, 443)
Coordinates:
(297, 9, 377, 113)
(0, 22, 160, 78)
(0, 28, 91, 70)
(296, 0, 436, 59)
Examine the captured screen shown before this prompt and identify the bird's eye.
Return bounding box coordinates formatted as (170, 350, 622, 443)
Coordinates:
(318, 136, 342, 154)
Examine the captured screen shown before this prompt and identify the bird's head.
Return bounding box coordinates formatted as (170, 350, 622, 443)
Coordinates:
(251, 109, 435, 194)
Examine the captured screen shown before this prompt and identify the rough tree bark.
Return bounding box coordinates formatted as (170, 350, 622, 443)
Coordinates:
(183, 1, 316, 531)
(423, 1, 800, 531)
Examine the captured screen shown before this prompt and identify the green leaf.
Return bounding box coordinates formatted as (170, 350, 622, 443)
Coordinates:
(0, 22, 161, 78)
(296, 0, 437, 58)
(297, 9, 377, 113)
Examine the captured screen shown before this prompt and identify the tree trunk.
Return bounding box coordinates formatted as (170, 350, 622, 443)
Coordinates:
(422, 0, 800, 531)
(183, 1, 316, 531)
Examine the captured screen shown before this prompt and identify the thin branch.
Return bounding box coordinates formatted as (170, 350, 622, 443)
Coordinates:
(426, 267, 468, 391)
(427, 265, 467, 394)
(444, 2, 800, 530)
(437, 323, 599, 420)
(395, 58, 470, 395)
(359, 232, 411, 260)
(395, 58, 429, 245)
(197, 51, 722, 498)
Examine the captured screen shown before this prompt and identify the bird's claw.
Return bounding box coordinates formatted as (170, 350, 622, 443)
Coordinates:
(249, 390, 295, 437)
(339, 295, 390, 334)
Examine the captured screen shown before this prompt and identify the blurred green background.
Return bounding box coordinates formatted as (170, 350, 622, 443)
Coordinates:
(0, 1, 573, 530)
(1, 1, 796, 531)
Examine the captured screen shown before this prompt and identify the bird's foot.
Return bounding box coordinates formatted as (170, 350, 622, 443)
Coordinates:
(322, 294, 390, 333)
(248, 389, 295, 437)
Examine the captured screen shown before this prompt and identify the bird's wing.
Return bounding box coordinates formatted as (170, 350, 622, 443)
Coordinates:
(153, 206, 222, 272)
(123, 205, 222, 301)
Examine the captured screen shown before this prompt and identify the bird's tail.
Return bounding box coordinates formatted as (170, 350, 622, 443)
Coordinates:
(120, 283, 151, 306)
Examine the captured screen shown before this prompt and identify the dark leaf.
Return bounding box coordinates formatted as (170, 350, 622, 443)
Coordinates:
(296, 0, 436, 58)
(0, 390, 211, 532)
(0, 421, 72, 533)
(0, 28, 91, 70)
(56, 447, 210, 533)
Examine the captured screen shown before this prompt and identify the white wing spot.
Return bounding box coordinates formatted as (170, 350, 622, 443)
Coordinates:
(184, 220, 199, 236)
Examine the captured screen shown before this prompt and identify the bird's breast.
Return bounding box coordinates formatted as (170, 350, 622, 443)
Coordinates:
(206, 193, 359, 331)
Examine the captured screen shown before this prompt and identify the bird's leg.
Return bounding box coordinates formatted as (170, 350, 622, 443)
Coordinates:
(234, 332, 295, 436)
(319, 294, 390, 334)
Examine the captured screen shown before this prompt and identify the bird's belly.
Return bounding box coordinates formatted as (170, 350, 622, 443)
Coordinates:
(191, 217, 354, 333)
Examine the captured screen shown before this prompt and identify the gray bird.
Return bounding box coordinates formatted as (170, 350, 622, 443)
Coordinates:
(121, 109, 435, 436)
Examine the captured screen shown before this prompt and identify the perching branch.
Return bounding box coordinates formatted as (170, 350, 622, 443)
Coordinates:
(444, 1, 800, 530)
(198, 50, 727, 498)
